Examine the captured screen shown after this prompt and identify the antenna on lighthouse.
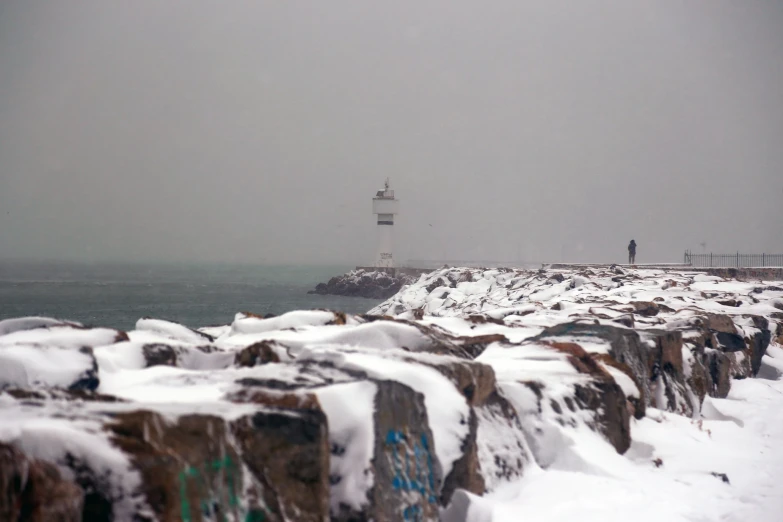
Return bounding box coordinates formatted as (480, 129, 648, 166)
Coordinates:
(372, 179, 399, 268)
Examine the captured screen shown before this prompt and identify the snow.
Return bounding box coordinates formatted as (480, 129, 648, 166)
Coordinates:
(94, 341, 148, 372)
(197, 324, 231, 339)
(309, 349, 471, 480)
(758, 344, 783, 379)
(135, 317, 213, 344)
(228, 310, 350, 336)
(370, 267, 783, 345)
(477, 343, 584, 386)
(316, 381, 377, 514)
(0, 345, 95, 388)
(1, 266, 782, 521)
(470, 376, 783, 522)
(474, 402, 531, 491)
(538, 334, 614, 355)
(457, 278, 493, 296)
(0, 406, 146, 520)
(0, 316, 82, 336)
(97, 365, 233, 404)
(217, 320, 436, 360)
(600, 364, 640, 399)
(367, 266, 783, 522)
(94, 339, 234, 372)
(0, 325, 121, 350)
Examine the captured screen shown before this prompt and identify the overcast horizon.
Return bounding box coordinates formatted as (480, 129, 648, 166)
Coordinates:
(1, 1, 781, 267)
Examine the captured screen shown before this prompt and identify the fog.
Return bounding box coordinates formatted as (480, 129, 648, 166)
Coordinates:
(1, 1, 781, 266)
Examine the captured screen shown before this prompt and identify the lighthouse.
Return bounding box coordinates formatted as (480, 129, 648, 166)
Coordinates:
(372, 178, 399, 268)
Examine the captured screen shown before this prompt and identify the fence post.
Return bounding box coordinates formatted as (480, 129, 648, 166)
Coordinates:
(736, 251, 739, 268)
(710, 253, 713, 267)
(763, 253, 765, 267)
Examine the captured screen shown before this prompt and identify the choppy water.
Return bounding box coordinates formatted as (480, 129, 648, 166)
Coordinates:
(0, 261, 381, 331)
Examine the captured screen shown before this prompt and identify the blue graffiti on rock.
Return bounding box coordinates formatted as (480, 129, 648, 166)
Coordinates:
(385, 429, 438, 520)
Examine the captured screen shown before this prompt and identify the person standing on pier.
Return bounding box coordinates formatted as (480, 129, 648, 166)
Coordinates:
(628, 239, 637, 265)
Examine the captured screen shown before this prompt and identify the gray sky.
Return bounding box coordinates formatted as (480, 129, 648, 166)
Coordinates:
(1, 1, 781, 265)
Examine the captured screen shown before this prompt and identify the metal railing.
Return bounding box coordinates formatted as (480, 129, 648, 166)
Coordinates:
(684, 251, 783, 268)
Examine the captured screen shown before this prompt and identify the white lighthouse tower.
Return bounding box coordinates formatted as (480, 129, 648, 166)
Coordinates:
(372, 178, 399, 268)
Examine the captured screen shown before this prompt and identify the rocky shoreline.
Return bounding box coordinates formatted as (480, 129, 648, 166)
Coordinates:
(0, 267, 782, 521)
(309, 268, 417, 299)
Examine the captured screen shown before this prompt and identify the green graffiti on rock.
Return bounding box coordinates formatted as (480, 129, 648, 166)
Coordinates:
(178, 456, 267, 522)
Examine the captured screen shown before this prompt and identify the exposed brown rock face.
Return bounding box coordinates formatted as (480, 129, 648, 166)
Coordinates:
(533, 323, 703, 420)
(575, 380, 631, 454)
(0, 442, 84, 522)
(107, 411, 268, 522)
(232, 408, 330, 522)
(233, 341, 283, 367)
(746, 315, 772, 376)
(686, 352, 710, 405)
(419, 360, 493, 504)
(642, 330, 693, 416)
(706, 350, 732, 398)
(417, 359, 497, 407)
(591, 353, 646, 419)
(141, 343, 179, 367)
(535, 323, 652, 406)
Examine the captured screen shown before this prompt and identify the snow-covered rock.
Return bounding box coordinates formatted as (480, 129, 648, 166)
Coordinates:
(310, 269, 417, 299)
(0, 441, 84, 521)
(0, 324, 124, 391)
(0, 266, 781, 521)
(134, 317, 215, 344)
(0, 344, 99, 391)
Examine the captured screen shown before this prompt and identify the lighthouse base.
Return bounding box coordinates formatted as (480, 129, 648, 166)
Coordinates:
(309, 268, 418, 300)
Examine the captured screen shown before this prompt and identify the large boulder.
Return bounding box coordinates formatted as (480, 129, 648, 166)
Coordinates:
(684, 350, 710, 406)
(705, 350, 732, 398)
(427, 358, 530, 496)
(472, 391, 530, 491)
(417, 359, 498, 503)
(743, 315, 773, 376)
(696, 314, 748, 355)
(0, 317, 83, 336)
(230, 310, 351, 337)
(107, 410, 273, 522)
(310, 270, 416, 300)
(135, 318, 215, 344)
(139, 343, 234, 370)
(481, 339, 632, 457)
(358, 316, 507, 360)
(322, 379, 443, 522)
(0, 345, 100, 391)
(0, 442, 84, 522)
(231, 400, 330, 521)
(368, 380, 443, 521)
(0, 325, 129, 391)
(533, 323, 651, 414)
(574, 379, 630, 453)
(94, 340, 235, 372)
(233, 341, 291, 367)
(1, 388, 325, 522)
(640, 330, 695, 416)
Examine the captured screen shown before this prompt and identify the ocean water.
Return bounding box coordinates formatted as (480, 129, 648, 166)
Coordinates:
(0, 261, 381, 331)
